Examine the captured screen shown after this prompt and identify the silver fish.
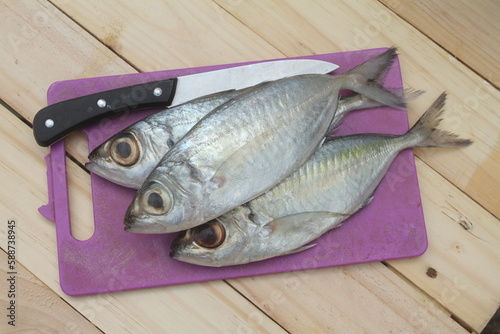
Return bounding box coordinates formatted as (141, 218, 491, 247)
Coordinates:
(170, 93, 471, 266)
(86, 89, 243, 188)
(86, 90, 391, 189)
(125, 48, 407, 233)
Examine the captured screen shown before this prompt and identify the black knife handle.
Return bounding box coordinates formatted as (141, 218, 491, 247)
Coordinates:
(33, 78, 177, 147)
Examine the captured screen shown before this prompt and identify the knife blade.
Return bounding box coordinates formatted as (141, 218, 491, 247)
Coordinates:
(33, 59, 338, 147)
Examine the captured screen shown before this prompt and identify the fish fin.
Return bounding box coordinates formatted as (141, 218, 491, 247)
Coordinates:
(404, 88, 425, 101)
(265, 211, 349, 237)
(329, 88, 424, 134)
(285, 243, 317, 255)
(329, 94, 387, 133)
(406, 92, 472, 148)
(318, 136, 326, 147)
(346, 82, 405, 111)
(347, 47, 398, 81)
(359, 195, 374, 210)
(343, 48, 407, 110)
(338, 88, 424, 114)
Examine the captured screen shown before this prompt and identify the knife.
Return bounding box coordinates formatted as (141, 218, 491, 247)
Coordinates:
(33, 59, 338, 147)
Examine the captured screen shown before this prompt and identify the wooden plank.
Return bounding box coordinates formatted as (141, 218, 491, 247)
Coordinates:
(0, 251, 101, 333)
(228, 262, 468, 333)
(213, 0, 500, 220)
(386, 158, 500, 331)
(0, 0, 133, 122)
(380, 0, 500, 87)
(50, 0, 282, 70)
(0, 104, 286, 333)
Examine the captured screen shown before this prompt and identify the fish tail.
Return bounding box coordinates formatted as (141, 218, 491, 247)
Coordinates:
(406, 92, 472, 148)
(343, 47, 407, 110)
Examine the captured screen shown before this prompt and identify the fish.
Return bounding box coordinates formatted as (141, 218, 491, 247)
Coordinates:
(86, 89, 400, 189)
(125, 48, 408, 233)
(86, 89, 243, 188)
(169, 92, 472, 267)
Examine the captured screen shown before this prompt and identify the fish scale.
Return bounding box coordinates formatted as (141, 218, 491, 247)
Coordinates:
(171, 93, 471, 266)
(201, 76, 339, 211)
(256, 135, 404, 219)
(125, 49, 409, 233)
(163, 76, 337, 208)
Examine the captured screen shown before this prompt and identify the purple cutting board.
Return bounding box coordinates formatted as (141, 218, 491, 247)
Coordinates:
(40, 48, 427, 296)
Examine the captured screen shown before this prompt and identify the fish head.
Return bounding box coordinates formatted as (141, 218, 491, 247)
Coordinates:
(86, 122, 174, 188)
(170, 210, 341, 267)
(169, 208, 262, 266)
(123, 162, 206, 233)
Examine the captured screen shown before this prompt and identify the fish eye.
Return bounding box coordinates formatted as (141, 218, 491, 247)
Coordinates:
(141, 183, 172, 215)
(110, 133, 140, 166)
(192, 220, 226, 249)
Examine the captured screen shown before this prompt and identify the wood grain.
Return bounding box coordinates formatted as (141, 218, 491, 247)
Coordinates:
(229, 262, 468, 333)
(0, 0, 134, 165)
(386, 158, 500, 331)
(0, 251, 100, 333)
(380, 0, 500, 87)
(0, 0, 498, 332)
(51, 0, 282, 70)
(0, 0, 133, 122)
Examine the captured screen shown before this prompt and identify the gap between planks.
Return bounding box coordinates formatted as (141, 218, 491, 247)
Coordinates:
(376, 0, 499, 90)
(0, 98, 33, 130)
(381, 261, 475, 333)
(211, 0, 292, 57)
(0, 248, 105, 333)
(47, 0, 142, 74)
(223, 278, 292, 334)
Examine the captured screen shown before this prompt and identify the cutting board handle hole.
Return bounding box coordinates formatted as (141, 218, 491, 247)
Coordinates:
(67, 132, 95, 241)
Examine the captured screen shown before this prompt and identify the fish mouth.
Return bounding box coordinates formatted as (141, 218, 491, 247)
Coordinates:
(123, 216, 136, 232)
(124, 224, 140, 233)
(124, 222, 165, 234)
(123, 209, 143, 232)
(84, 160, 102, 175)
(123, 212, 144, 232)
(84, 161, 94, 171)
(124, 217, 174, 234)
(169, 231, 189, 258)
(169, 246, 178, 259)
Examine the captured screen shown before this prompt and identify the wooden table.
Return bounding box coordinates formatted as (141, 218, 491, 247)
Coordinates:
(1, 1, 499, 333)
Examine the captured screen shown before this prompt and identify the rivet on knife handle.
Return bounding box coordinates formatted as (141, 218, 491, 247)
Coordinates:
(33, 78, 177, 147)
